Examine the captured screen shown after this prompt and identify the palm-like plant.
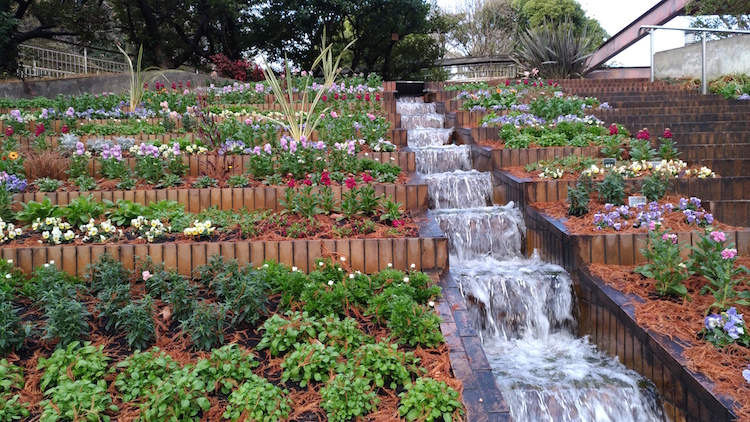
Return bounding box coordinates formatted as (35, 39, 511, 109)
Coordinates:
(514, 17, 594, 80)
(115, 44, 165, 111)
(260, 30, 355, 142)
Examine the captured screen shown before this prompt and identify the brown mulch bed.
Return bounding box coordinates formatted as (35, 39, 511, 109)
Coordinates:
(590, 260, 750, 420)
(5, 275, 462, 422)
(529, 195, 744, 235)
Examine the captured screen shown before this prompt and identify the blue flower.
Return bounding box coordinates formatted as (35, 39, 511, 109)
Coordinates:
(743, 365, 750, 383)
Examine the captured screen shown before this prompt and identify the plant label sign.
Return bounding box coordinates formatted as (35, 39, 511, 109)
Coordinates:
(628, 196, 648, 207)
(603, 158, 616, 168)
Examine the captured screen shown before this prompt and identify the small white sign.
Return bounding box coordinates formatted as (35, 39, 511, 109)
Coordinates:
(628, 196, 648, 207)
(603, 158, 616, 168)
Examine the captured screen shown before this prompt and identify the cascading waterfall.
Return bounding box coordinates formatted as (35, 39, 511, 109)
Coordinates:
(398, 96, 667, 422)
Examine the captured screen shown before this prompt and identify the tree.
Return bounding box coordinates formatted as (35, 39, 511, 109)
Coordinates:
(111, 0, 254, 68)
(688, 0, 750, 36)
(0, 0, 112, 75)
(447, 0, 516, 57)
(512, 0, 608, 48)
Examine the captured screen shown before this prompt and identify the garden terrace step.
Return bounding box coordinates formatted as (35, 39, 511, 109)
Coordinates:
(706, 200, 750, 227)
(677, 144, 750, 161)
(524, 205, 750, 271)
(594, 111, 750, 124)
(617, 121, 750, 133)
(661, 132, 750, 145)
(688, 159, 750, 177)
(22, 151, 418, 180)
(0, 212, 448, 278)
(13, 182, 430, 214)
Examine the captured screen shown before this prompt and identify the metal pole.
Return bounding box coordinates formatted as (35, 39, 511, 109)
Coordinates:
(650, 29, 655, 83)
(84, 48, 88, 74)
(701, 32, 707, 95)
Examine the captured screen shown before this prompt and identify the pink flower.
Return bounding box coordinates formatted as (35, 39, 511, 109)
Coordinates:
(722, 248, 738, 260)
(393, 219, 404, 228)
(61, 125, 69, 134)
(609, 124, 618, 136)
(648, 221, 656, 231)
(663, 128, 673, 139)
(287, 179, 295, 188)
(362, 172, 373, 183)
(322, 95, 328, 102)
(330, 111, 338, 118)
(636, 128, 650, 141)
(142, 271, 152, 281)
(365, 93, 370, 101)
(366, 113, 376, 121)
(303, 178, 312, 186)
(345, 177, 356, 189)
(320, 171, 331, 186)
(710, 231, 726, 243)
(505, 80, 510, 87)
(5, 127, 12, 136)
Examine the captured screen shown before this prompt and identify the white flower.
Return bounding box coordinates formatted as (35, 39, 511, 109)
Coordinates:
(387, 263, 392, 268)
(349, 274, 355, 279)
(403, 277, 409, 283)
(410, 263, 415, 269)
(340, 256, 346, 262)
(428, 301, 435, 307)
(5, 274, 10, 279)
(319, 262, 324, 267)
(44, 263, 49, 268)
(292, 266, 298, 272)
(328, 280, 334, 286)
(6, 259, 11, 264)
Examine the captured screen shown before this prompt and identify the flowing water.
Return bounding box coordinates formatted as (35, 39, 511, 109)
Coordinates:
(398, 97, 667, 422)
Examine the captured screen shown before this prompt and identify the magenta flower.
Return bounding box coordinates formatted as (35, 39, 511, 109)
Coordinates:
(345, 177, 356, 189)
(709, 231, 726, 243)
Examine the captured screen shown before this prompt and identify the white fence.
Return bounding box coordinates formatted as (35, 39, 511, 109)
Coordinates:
(17, 44, 128, 79)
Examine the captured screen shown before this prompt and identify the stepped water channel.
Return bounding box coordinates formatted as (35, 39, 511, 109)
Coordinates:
(398, 97, 668, 422)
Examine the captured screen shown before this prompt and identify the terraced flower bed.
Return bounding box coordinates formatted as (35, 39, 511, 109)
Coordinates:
(0, 254, 463, 421)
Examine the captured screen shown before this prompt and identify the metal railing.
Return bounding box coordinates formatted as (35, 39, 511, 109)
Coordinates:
(17, 44, 128, 79)
(640, 25, 750, 94)
(438, 56, 519, 81)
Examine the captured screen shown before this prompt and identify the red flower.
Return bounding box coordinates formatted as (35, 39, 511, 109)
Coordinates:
(392, 219, 403, 228)
(362, 172, 373, 183)
(320, 171, 331, 186)
(523, 79, 529, 85)
(342, 94, 347, 100)
(287, 179, 295, 188)
(364, 93, 370, 101)
(609, 124, 618, 136)
(143, 83, 148, 89)
(35, 123, 45, 137)
(554, 83, 558, 87)
(356, 93, 362, 100)
(548, 80, 554, 86)
(303, 178, 312, 186)
(345, 176, 356, 189)
(5, 127, 12, 136)
(178, 81, 183, 88)
(61, 125, 69, 134)
(505, 79, 510, 86)
(334, 93, 339, 100)
(532, 82, 537, 87)
(375, 93, 380, 101)
(171, 82, 177, 90)
(322, 95, 328, 102)
(663, 128, 673, 139)
(186, 80, 191, 88)
(636, 128, 650, 141)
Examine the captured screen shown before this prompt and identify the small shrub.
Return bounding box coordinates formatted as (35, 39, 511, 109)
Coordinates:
(348, 341, 422, 389)
(138, 367, 211, 422)
(115, 295, 155, 350)
(181, 301, 226, 351)
(399, 377, 463, 422)
(635, 230, 690, 298)
(42, 296, 91, 348)
(192, 344, 258, 395)
(0, 292, 26, 353)
(38, 341, 110, 391)
(641, 170, 671, 201)
(257, 312, 322, 357)
(280, 341, 342, 387)
(39, 379, 117, 422)
(387, 296, 444, 348)
(628, 139, 656, 162)
(224, 375, 291, 421)
(34, 177, 63, 192)
(114, 348, 180, 401)
(597, 170, 626, 206)
(320, 373, 379, 422)
(567, 182, 590, 216)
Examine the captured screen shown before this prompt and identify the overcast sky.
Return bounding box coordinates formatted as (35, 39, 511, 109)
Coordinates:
(436, 0, 692, 67)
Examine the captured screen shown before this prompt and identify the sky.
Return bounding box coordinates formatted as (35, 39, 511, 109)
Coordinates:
(436, 0, 693, 67)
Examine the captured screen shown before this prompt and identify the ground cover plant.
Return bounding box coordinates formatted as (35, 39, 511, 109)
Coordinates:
(0, 253, 463, 421)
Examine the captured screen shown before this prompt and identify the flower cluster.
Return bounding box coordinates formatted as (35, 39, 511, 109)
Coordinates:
(539, 167, 564, 179)
(75, 141, 92, 158)
(482, 113, 545, 128)
(0, 219, 21, 243)
(130, 143, 160, 158)
(703, 308, 749, 347)
(183, 220, 216, 238)
(80, 219, 119, 243)
(371, 138, 395, 152)
(581, 164, 603, 178)
(32, 217, 75, 244)
(550, 114, 603, 126)
(131, 216, 170, 242)
(0, 172, 27, 193)
(184, 144, 208, 155)
(593, 205, 631, 230)
(218, 139, 249, 155)
(593, 202, 667, 231)
(101, 144, 123, 161)
(696, 166, 716, 178)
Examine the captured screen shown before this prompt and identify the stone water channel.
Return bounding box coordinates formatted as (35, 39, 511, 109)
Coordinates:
(397, 97, 668, 422)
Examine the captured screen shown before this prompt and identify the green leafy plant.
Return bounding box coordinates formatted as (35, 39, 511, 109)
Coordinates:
(567, 181, 590, 217)
(227, 174, 250, 188)
(193, 175, 218, 188)
(387, 296, 444, 348)
(641, 170, 671, 201)
(348, 341, 421, 389)
(0, 292, 26, 354)
(658, 138, 681, 160)
(181, 300, 226, 351)
(116, 172, 137, 190)
(42, 296, 91, 348)
(34, 177, 63, 192)
(62, 194, 105, 226)
(597, 170, 625, 206)
(138, 367, 211, 422)
(280, 341, 342, 387)
(223, 375, 291, 422)
(600, 135, 625, 160)
(690, 230, 750, 312)
(15, 197, 61, 224)
(514, 17, 594, 79)
(39, 378, 117, 422)
(399, 377, 463, 422)
(38, 341, 110, 391)
(0, 359, 28, 421)
(192, 344, 258, 395)
(114, 348, 180, 402)
(159, 173, 183, 188)
(629, 139, 657, 162)
(116, 295, 155, 350)
(257, 312, 323, 357)
(635, 230, 691, 298)
(104, 199, 146, 227)
(73, 175, 97, 191)
(115, 43, 163, 111)
(320, 373, 379, 422)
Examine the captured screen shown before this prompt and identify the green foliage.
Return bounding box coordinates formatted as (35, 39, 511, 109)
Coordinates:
(73, 175, 98, 191)
(0, 359, 28, 421)
(181, 301, 226, 351)
(223, 375, 292, 422)
(193, 176, 218, 188)
(320, 373, 379, 422)
(226, 174, 250, 188)
(0, 260, 23, 298)
(641, 171, 671, 201)
(514, 17, 595, 79)
(116, 296, 156, 350)
(42, 296, 91, 348)
(115, 348, 180, 402)
(15, 197, 61, 224)
(193, 344, 258, 395)
(38, 341, 110, 391)
(658, 138, 681, 161)
(159, 173, 183, 188)
(635, 230, 690, 298)
(34, 177, 63, 192)
(399, 377, 463, 422)
(597, 170, 625, 205)
(628, 139, 656, 162)
(280, 341, 343, 387)
(257, 312, 323, 357)
(379, 195, 403, 225)
(348, 341, 422, 388)
(0, 292, 25, 354)
(386, 296, 444, 348)
(104, 199, 147, 227)
(85, 252, 130, 294)
(600, 135, 625, 160)
(39, 378, 117, 422)
(280, 186, 324, 218)
(62, 194, 106, 227)
(138, 367, 211, 422)
(567, 181, 590, 217)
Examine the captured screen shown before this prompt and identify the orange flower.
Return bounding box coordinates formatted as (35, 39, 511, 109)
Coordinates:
(8, 151, 18, 160)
